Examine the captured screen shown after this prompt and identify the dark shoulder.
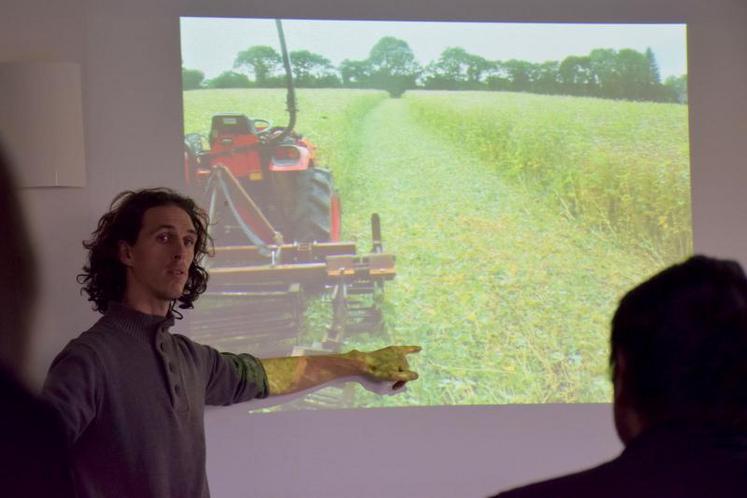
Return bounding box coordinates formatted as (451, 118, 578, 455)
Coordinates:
(59, 311, 145, 353)
(46, 318, 124, 379)
(491, 460, 619, 498)
(50, 327, 107, 365)
(0, 367, 75, 496)
(0, 366, 55, 424)
(492, 428, 747, 498)
(55, 314, 115, 352)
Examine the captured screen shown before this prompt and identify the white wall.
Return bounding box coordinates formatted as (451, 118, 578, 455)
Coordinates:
(3, 0, 746, 497)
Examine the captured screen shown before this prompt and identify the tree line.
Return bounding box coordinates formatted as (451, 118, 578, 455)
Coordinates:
(182, 36, 687, 103)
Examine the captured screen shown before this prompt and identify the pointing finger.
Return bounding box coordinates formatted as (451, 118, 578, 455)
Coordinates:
(398, 345, 421, 355)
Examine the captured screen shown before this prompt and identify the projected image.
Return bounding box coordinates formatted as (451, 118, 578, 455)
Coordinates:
(180, 18, 690, 409)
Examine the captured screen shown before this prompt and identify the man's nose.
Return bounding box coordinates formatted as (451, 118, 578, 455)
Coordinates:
(173, 240, 188, 259)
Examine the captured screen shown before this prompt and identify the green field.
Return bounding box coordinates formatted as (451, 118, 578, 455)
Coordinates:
(183, 88, 692, 407)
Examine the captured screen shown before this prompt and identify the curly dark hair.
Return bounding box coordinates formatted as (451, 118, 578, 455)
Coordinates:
(78, 188, 213, 314)
(611, 255, 747, 427)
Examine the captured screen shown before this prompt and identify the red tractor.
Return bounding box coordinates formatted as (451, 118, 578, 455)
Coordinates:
(183, 113, 341, 245)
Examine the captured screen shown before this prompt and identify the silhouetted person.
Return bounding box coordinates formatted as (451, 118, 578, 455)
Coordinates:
(491, 255, 747, 498)
(0, 145, 75, 497)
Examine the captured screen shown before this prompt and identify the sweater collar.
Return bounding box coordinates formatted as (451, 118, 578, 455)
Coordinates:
(103, 301, 175, 341)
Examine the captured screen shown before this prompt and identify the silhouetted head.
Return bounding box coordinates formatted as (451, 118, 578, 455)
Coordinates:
(610, 255, 747, 443)
(0, 144, 37, 374)
(78, 188, 212, 314)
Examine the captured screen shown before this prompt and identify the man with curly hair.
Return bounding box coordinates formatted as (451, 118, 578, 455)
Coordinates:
(43, 188, 419, 498)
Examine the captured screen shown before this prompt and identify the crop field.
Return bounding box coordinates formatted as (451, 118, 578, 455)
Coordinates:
(183, 88, 692, 408)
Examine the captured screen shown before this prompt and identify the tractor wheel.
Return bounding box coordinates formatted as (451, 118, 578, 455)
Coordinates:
(291, 168, 341, 243)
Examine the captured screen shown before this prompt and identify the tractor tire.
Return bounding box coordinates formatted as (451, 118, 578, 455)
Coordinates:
(183, 134, 205, 192)
(291, 168, 339, 243)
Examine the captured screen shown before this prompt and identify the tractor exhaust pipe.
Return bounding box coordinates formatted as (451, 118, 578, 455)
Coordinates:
(270, 19, 297, 144)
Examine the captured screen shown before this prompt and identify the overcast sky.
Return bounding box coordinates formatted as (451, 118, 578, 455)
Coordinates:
(180, 18, 687, 80)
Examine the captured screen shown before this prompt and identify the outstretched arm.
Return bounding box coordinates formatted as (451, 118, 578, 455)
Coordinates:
(260, 346, 421, 396)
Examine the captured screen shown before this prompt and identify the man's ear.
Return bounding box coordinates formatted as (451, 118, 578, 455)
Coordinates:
(612, 350, 647, 444)
(118, 241, 134, 267)
(613, 351, 627, 399)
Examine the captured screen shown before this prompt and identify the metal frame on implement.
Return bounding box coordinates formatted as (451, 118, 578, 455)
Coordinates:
(192, 164, 395, 361)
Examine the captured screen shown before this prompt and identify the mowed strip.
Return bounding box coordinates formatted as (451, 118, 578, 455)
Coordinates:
(341, 96, 653, 407)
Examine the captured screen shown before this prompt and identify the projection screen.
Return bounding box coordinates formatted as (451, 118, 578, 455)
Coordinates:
(179, 18, 690, 410)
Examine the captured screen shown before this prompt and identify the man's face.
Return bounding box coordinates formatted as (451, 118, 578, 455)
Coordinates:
(119, 204, 197, 307)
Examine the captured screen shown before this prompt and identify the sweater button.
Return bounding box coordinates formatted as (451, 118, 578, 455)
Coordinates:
(174, 384, 181, 395)
(168, 362, 176, 373)
(158, 342, 166, 353)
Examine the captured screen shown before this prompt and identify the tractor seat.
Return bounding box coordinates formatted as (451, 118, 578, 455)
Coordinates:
(210, 114, 258, 146)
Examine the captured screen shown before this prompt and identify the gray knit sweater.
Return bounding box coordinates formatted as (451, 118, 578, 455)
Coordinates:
(43, 302, 268, 498)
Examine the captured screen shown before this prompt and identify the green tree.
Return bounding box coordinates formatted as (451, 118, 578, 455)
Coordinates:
(502, 59, 535, 92)
(234, 45, 281, 86)
(486, 62, 513, 91)
(205, 71, 252, 89)
(616, 48, 651, 100)
(340, 59, 371, 88)
(464, 53, 493, 88)
(644, 47, 664, 101)
(423, 47, 468, 89)
(424, 47, 493, 90)
(558, 56, 595, 96)
(422, 62, 456, 90)
(589, 49, 620, 98)
(367, 37, 421, 97)
(664, 74, 688, 103)
(289, 50, 338, 87)
(182, 67, 204, 90)
(645, 47, 661, 85)
(534, 61, 561, 94)
(558, 56, 582, 95)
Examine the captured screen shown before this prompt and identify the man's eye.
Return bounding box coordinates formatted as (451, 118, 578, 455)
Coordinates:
(157, 233, 170, 243)
(185, 238, 196, 247)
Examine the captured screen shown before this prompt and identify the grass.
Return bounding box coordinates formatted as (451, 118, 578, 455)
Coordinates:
(330, 98, 660, 407)
(405, 91, 692, 264)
